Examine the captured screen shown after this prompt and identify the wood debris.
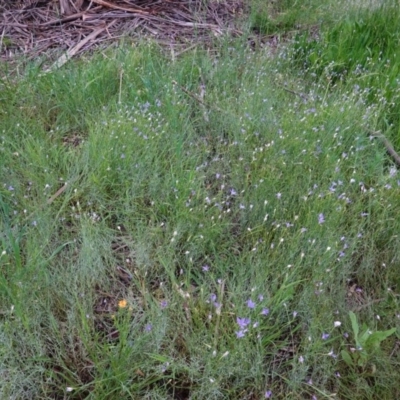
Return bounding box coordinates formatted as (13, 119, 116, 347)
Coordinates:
(1, 0, 244, 64)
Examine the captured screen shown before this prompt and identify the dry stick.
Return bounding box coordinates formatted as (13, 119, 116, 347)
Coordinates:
(71, 0, 84, 13)
(213, 279, 225, 349)
(29, 172, 89, 223)
(172, 80, 226, 114)
(371, 132, 400, 167)
(46, 183, 69, 205)
(38, 8, 102, 26)
(170, 43, 175, 63)
(279, 84, 309, 101)
(390, 340, 400, 358)
(59, 0, 74, 15)
(353, 298, 385, 312)
(147, 14, 220, 30)
(174, 43, 198, 57)
(24, 182, 69, 223)
(0, 27, 5, 54)
(90, 0, 150, 15)
(44, 20, 116, 72)
(118, 68, 124, 104)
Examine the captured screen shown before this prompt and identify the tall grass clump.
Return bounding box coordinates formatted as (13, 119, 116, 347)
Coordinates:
(1, 30, 400, 399)
(291, 0, 400, 144)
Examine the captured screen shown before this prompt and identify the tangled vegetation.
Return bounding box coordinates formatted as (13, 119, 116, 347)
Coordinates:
(1, 0, 400, 398)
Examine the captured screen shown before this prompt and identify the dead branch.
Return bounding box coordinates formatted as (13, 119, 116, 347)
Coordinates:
(370, 131, 400, 168)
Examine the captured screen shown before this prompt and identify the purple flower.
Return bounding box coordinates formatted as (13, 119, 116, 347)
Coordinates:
(160, 300, 168, 309)
(208, 293, 221, 308)
(318, 213, 325, 224)
(261, 308, 270, 316)
(202, 265, 210, 272)
(236, 330, 246, 338)
(246, 299, 256, 309)
(265, 390, 272, 398)
(258, 294, 264, 301)
(145, 324, 152, 332)
(321, 333, 330, 340)
(236, 317, 250, 329)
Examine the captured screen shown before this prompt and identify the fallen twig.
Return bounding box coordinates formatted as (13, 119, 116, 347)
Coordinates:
(47, 183, 69, 205)
(353, 298, 384, 312)
(39, 8, 102, 26)
(279, 84, 309, 101)
(90, 0, 150, 15)
(172, 79, 226, 115)
(44, 20, 116, 72)
(370, 131, 400, 167)
(1, 0, 243, 61)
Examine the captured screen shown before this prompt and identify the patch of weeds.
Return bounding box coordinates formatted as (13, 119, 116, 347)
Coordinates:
(341, 311, 396, 372)
(3, 26, 400, 398)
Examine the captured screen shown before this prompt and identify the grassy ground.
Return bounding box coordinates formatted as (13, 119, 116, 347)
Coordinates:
(291, 0, 400, 145)
(1, 1, 400, 399)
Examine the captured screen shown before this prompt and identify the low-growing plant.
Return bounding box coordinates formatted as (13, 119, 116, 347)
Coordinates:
(341, 311, 396, 371)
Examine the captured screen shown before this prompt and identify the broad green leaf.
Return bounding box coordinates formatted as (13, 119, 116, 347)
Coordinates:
(365, 328, 397, 350)
(359, 328, 372, 345)
(349, 311, 359, 340)
(358, 355, 368, 367)
(341, 350, 354, 367)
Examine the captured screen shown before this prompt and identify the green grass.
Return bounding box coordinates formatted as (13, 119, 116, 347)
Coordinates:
(291, 0, 400, 145)
(1, 3, 400, 398)
(249, 0, 339, 35)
